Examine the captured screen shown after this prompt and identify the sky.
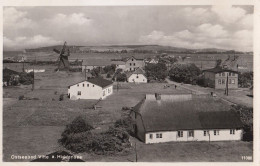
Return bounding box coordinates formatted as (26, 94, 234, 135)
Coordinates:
(3, 6, 253, 51)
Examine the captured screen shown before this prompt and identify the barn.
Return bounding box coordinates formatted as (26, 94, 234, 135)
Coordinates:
(126, 68, 147, 83)
(131, 94, 243, 144)
(68, 77, 113, 100)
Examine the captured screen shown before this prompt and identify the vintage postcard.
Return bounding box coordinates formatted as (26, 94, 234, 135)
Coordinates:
(1, 0, 258, 165)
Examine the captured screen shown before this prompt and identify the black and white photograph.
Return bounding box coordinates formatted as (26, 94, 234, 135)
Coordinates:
(1, 1, 257, 164)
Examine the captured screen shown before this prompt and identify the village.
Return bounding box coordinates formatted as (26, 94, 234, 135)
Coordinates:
(2, 5, 255, 163)
(3, 43, 253, 162)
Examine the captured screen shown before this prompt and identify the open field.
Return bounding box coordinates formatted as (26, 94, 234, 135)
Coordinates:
(4, 50, 253, 72)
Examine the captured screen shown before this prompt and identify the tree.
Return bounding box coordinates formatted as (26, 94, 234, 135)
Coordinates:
(145, 62, 168, 81)
(238, 72, 253, 88)
(169, 63, 201, 84)
(58, 116, 94, 147)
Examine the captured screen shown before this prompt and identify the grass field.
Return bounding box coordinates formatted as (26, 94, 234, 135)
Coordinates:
(2, 64, 253, 162)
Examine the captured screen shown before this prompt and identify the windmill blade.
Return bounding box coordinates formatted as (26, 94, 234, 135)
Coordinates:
(53, 49, 61, 54)
(61, 41, 67, 55)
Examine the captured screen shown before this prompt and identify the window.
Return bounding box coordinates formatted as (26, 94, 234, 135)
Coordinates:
(134, 63, 136, 66)
(222, 79, 225, 84)
(77, 91, 81, 95)
(149, 134, 153, 139)
(231, 79, 235, 84)
(130, 68, 132, 71)
(156, 133, 162, 138)
(93, 85, 95, 87)
(178, 131, 183, 137)
(218, 79, 221, 84)
(232, 73, 235, 76)
(222, 72, 225, 76)
(229, 79, 231, 84)
(214, 130, 219, 135)
(130, 63, 132, 66)
(77, 84, 79, 87)
(87, 84, 89, 87)
(188, 130, 194, 137)
(230, 129, 235, 135)
(83, 83, 85, 87)
(204, 130, 208, 136)
(229, 72, 231, 76)
(132, 58, 134, 61)
(136, 75, 139, 78)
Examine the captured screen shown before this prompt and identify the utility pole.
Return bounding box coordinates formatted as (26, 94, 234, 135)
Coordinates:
(135, 142, 138, 162)
(32, 55, 36, 91)
(22, 56, 25, 72)
(226, 73, 229, 96)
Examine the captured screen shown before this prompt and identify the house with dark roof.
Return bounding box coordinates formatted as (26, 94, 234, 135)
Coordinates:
(68, 77, 113, 100)
(125, 56, 145, 72)
(126, 68, 147, 83)
(131, 94, 243, 144)
(202, 67, 238, 89)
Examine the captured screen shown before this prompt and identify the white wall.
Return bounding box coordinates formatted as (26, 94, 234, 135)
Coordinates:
(68, 80, 113, 100)
(128, 74, 147, 83)
(145, 129, 243, 144)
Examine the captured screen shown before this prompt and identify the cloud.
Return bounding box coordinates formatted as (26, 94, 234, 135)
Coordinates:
(211, 6, 247, 23)
(139, 23, 252, 52)
(4, 7, 35, 29)
(3, 6, 253, 51)
(45, 13, 91, 27)
(4, 35, 61, 50)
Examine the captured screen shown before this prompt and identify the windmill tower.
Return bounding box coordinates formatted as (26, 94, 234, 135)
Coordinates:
(53, 41, 70, 71)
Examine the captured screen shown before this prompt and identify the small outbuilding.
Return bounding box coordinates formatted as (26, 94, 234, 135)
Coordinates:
(68, 77, 113, 100)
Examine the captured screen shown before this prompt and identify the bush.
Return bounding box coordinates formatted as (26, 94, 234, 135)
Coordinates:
(106, 73, 111, 78)
(113, 73, 127, 82)
(59, 116, 131, 154)
(238, 72, 253, 88)
(59, 94, 64, 101)
(18, 95, 24, 100)
(230, 105, 253, 141)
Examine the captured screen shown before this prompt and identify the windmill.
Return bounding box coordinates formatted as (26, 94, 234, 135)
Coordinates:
(53, 41, 70, 71)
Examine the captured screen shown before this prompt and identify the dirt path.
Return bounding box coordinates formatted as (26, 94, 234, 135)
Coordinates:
(166, 78, 253, 107)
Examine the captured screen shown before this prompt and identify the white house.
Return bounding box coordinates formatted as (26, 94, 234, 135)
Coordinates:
(148, 58, 159, 64)
(68, 77, 113, 100)
(131, 94, 243, 144)
(127, 68, 147, 83)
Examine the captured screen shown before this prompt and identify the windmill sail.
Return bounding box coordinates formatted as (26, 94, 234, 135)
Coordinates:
(53, 41, 70, 71)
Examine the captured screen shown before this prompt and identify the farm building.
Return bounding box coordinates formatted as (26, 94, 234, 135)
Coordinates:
(68, 77, 113, 100)
(131, 94, 243, 144)
(148, 58, 159, 64)
(111, 60, 126, 71)
(125, 56, 145, 72)
(203, 67, 238, 89)
(126, 68, 147, 83)
(81, 59, 112, 72)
